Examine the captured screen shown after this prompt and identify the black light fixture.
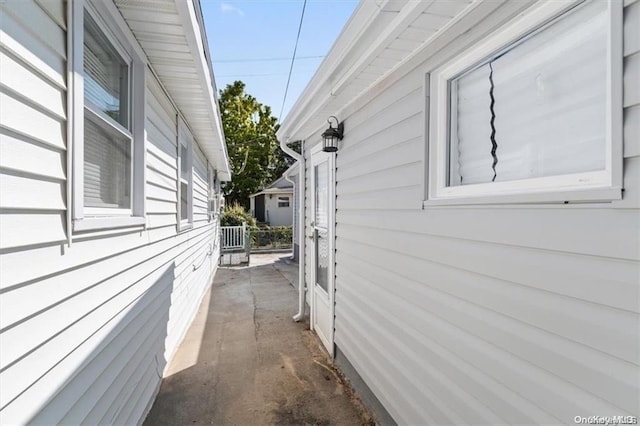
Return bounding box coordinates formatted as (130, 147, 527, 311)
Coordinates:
(321, 116, 344, 152)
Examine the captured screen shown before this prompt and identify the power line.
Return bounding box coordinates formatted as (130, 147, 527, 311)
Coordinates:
(218, 72, 292, 77)
(278, 0, 307, 123)
(215, 55, 324, 63)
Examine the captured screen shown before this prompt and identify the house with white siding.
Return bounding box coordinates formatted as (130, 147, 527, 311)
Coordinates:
(0, 0, 230, 423)
(283, 163, 301, 261)
(249, 175, 295, 226)
(278, 0, 640, 424)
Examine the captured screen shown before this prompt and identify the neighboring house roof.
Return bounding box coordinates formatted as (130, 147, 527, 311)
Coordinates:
(277, 0, 484, 144)
(114, 0, 231, 181)
(249, 172, 295, 198)
(268, 175, 294, 189)
(249, 187, 294, 198)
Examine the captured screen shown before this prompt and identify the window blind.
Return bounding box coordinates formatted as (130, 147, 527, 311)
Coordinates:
(450, 0, 607, 186)
(84, 118, 131, 208)
(450, 64, 493, 185)
(181, 181, 188, 220)
(83, 11, 132, 210)
(84, 11, 129, 127)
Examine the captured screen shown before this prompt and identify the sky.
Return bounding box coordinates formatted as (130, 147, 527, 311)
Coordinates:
(201, 0, 360, 122)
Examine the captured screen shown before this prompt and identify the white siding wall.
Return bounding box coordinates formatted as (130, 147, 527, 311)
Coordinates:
(291, 174, 299, 253)
(265, 192, 294, 226)
(301, 1, 640, 424)
(0, 1, 221, 423)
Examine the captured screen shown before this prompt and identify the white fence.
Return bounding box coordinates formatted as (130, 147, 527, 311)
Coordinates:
(220, 223, 247, 251)
(219, 223, 250, 266)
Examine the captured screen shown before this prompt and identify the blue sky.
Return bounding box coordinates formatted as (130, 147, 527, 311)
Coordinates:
(201, 0, 359, 122)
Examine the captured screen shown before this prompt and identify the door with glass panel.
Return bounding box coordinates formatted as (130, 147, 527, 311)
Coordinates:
(310, 148, 334, 355)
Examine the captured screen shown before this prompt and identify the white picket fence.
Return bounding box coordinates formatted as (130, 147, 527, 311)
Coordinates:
(219, 223, 249, 265)
(220, 224, 246, 250)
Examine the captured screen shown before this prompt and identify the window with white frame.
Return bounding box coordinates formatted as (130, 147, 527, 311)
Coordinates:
(277, 196, 290, 208)
(72, 0, 145, 231)
(427, 0, 622, 204)
(178, 119, 193, 228)
(207, 165, 217, 221)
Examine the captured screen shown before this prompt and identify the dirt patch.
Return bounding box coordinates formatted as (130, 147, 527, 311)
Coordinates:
(301, 330, 376, 426)
(272, 397, 332, 426)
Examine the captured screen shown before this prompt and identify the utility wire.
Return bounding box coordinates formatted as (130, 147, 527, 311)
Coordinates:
(218, 68, 317, 78)
(218, 72, 289, 78)
(278, 0, 307, 123)
(215, 55, 323, 64)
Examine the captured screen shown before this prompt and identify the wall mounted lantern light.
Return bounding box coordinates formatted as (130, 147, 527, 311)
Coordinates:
(321, 116, 344, 152)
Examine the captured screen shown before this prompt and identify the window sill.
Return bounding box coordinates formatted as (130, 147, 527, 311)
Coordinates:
(73, 216, 146, 232)
(423, 186, 623, 207)
(178, 221, 193, 232)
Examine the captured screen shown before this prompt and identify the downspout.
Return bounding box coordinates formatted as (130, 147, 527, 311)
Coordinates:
(280, 138, 306, 322)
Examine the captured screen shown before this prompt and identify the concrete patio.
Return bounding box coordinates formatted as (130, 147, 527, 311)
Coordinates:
(144, 253, 371, 425)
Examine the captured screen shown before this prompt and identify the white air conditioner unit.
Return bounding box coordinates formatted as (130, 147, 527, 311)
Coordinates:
(208, 192, 221, 221)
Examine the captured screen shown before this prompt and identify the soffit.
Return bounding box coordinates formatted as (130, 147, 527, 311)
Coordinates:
(277, 0, 475, 144)
(114, 0, 231, 181)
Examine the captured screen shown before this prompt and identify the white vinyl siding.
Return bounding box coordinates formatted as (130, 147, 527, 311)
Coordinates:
(314, 1, 640, 424)
(0, 0, 68, 249)
(0, 2, 221, 424)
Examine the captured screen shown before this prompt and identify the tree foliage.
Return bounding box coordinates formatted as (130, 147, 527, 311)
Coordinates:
(219, 81, 294, 207)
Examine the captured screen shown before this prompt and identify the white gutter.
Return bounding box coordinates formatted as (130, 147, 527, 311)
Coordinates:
(280, 139, 306, 322)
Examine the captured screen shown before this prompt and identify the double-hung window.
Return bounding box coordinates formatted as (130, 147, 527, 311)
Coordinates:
(178, 119, 193, 229)
(207, 165, 218, 221)
(72, 0, 145, 231)
(426, 0, 622, 204)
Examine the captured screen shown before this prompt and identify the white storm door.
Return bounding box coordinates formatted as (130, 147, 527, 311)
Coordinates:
(310, 148, 334, 355)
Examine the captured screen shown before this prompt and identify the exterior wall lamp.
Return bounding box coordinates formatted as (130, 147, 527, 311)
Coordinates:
(321, 116, 344, 152)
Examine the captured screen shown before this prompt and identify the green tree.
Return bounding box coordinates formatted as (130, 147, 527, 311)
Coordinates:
(219, 81, 294, 207)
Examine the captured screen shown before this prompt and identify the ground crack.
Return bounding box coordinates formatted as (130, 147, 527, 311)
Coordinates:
(249, 269, 261, 362)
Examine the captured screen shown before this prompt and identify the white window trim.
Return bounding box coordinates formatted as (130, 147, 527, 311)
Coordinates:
(207, 163, 217, 222)
(278, 196, 290, 208)
(178, 117, 194, 231)
(70, 0, 147, 232)
(424, 0, 623, 206)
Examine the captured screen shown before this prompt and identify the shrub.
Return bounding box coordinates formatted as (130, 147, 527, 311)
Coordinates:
(250, 225, 293, 249)
(220, 203, 257, 227)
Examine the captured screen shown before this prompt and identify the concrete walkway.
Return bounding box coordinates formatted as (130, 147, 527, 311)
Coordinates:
(144, 254, 369, 426)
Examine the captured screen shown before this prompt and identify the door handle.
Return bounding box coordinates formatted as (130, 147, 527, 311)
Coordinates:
(307, 233, 315, 241)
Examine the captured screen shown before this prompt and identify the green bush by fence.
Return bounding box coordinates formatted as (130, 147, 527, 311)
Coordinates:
(221, 203, 257, 227)
(250, 226, 293, 250)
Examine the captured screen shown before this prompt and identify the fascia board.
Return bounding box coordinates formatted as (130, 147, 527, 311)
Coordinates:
(173, 0, 231, 181)
(276, 0, 383, 140)
(279, 0, 508, 145)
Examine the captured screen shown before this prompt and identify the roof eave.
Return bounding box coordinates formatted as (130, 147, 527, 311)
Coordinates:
(277, 0, 487, 145)
(174, 0, 231, 181)
(115, 0, 232, 181)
